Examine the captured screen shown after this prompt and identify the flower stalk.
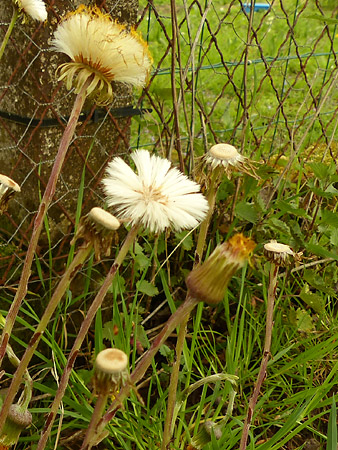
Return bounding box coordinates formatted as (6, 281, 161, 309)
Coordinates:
(81, 349, 128, 449)
(0, 241, 93, 434)
(0, 80, 89, 370)
(87, 294, 200, 450)
(89, 234, 254, 448)
(36, 224, 140, 450)
(239, 262, 279, 450)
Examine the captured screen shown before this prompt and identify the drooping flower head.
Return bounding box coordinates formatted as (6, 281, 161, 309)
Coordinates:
(72, 207, 120, 260)
(0, 174, 21, 214)
(51, 5, 152, 105)
(264, 240, 295, 267)
(14, 0, 47, 22)
(203, 143, 259, 179)
(186, 234, 256, 305)
(102, 150, 209, 233)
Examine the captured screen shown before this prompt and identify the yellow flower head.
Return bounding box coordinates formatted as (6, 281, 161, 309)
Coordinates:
(186, 234, 256, 305)
(51, 5, 152, 105)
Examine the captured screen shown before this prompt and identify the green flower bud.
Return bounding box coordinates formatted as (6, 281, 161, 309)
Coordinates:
(186, 234, 256, 305)
(0, 404, 32, 447)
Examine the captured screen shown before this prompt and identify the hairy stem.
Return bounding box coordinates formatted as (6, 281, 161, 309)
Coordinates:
(194, 168, 221, 265)
(0, 242, 92, 433)
(84, 295, 199, 450)
(239, 263, 279, 450)
(0, 82, 89, 369)
(161, 312, 189, 450)
(80, 393, 108, 450)
(36, 224, 140, 450)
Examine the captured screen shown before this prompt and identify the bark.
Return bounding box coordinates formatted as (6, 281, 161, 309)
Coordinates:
(0, 0, 138, 244)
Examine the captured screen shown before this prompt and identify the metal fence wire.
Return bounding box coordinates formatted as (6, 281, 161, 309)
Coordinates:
(0, 0, 338, 289)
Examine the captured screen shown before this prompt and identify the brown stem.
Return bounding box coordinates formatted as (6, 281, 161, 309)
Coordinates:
(0, 82, 89, 369)
(239, 263, 279, 450)
(0, 243, 92, 433)
(36, 225, 139, 450)
(83, 295, 199, 450)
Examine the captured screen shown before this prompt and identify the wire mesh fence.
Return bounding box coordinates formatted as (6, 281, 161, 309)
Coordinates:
(0, 0, 338, 293)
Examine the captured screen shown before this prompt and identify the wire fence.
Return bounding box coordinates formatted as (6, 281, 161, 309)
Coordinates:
(0, 0, 338, 291)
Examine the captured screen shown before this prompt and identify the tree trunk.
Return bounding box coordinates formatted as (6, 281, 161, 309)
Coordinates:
(0, 0, 138, 247)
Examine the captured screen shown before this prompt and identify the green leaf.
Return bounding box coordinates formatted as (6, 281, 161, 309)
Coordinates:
(306, 243, 338, 261)
(274, 200, 310, 218)
(234, 201, 258, 223)
(303, 269, 336, 296)
(289, 308, 314, 333)
(295, 309, 314, 333)
(330, 228, 338, 247)
(308, 162, 332, 180)
(175, 230, 193, 251)
(327, 395, 337, 450)
(320, 210, 338, 228)
(267, 217, 291, 235)
(299, 284, 325, 314)
(159, 344, 173, 358)
(136, 280, 159, 296)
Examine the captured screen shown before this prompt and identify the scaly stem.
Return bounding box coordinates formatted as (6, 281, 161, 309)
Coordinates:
(239, 263, 279, 450)
(81, 393, 108, 450)
(161, 167, 220, 447)
(0, 81, 89, 369)
(85, 295, 200, 450)
(0, 242, 93, 433)
(161, 312, 189, 450)
(36, 224, 140, 450)
(0, 7, 19, 62)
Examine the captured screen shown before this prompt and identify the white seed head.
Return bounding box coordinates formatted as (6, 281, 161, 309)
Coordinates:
(264, 241, 294, 255)
(209, 143, 241, 162)
(88, 207, 120, 231)
(51, 6, 152, 104)
(95, 348, 128, 375)
(102, 150, 209, 233)
(15, 0, 47, 21)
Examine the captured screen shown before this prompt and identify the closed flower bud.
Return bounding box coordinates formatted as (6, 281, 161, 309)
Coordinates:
(94, 348, 128, 395)
(72, 207, 120, 260)
(186, 234, 255, 305)
(0, 175, 20, 214)
(203, 143, 259, 179)
(263, 240, 295, 267)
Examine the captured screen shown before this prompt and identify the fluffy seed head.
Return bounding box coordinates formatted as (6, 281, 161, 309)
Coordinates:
(51, 5, 152, 105)
(186, 234, 256, 305)
(15, 0, 47, 21)
(102, 150, 209, 233)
